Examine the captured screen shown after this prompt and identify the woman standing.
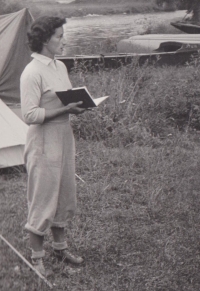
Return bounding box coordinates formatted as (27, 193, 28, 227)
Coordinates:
(20, 16, 85, 276)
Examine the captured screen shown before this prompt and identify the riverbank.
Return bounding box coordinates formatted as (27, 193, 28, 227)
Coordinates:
(60, 10, 186, 56)
(9, 0, 163, 18)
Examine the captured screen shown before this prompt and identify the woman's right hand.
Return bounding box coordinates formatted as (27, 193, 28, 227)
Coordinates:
(66, 101, 85, 115)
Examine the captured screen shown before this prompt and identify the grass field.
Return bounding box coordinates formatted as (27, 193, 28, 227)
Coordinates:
(1, 60, 200, 290)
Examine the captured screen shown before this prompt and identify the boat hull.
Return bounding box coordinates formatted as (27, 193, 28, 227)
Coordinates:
(56, 50, 199, 72)
(171, 22, 200, 34)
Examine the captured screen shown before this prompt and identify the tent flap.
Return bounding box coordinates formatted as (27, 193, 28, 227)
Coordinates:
(0, 99, 28, 168)
(0, 8, 34, 102)
(0, 145, 25, 168)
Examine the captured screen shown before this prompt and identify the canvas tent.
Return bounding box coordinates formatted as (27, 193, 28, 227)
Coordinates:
(0, 8, 33, 102)
(0, 8, 33, 167)
(0, 99, 28, 168)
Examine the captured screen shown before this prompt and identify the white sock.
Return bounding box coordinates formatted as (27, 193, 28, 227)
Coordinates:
(31, 249, 45, 259)
(52, 241, 68, 250)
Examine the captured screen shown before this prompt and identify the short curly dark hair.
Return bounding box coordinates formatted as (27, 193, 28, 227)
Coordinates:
(27, 16, 66, 53)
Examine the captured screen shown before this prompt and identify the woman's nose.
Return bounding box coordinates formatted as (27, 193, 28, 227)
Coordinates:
(62, 37, 66, 45)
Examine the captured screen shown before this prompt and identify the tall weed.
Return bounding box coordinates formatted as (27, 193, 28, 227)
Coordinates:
(69, 59, 200, 147)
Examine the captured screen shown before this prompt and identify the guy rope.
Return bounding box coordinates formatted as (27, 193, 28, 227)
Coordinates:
(0, 234, 53, 289)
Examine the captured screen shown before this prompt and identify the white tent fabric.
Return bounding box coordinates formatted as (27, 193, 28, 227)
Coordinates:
(0, 99, 28, 168)
(0, 9, 33, 167)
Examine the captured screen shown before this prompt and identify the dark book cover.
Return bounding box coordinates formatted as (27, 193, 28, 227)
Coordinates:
(56, 87, 109, 109)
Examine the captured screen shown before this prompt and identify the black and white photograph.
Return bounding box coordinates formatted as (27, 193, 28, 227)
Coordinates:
(1, 0, 200, 290)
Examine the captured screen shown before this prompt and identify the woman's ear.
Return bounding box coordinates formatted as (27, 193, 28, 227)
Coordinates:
(43, 38, 50, 46)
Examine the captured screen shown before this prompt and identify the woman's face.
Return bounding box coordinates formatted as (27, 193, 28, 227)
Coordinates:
(43, 26, 66, 58)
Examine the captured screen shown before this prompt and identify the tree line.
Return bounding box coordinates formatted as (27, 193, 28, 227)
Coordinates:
(156, 0, 200, 22)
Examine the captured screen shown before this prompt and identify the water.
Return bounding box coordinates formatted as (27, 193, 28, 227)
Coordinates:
(63, 10, 186, 56)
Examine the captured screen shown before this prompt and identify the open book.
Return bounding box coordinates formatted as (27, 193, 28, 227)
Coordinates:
(56, 86, 109, 109)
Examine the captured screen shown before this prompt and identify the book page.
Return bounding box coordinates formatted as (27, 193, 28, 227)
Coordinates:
(93, 96, 109, 106)
(72, 86, 87, 91)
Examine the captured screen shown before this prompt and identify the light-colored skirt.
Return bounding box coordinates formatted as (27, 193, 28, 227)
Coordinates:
(24, 120, 77, 236)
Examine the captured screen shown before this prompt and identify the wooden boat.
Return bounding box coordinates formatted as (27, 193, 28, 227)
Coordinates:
(171, 21, 200, 34)
(56, 41, 200, 72)
(117, 34, 200, 53)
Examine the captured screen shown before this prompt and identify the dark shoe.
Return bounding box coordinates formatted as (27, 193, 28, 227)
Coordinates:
(31, 258, 53, 277)
(53, 249, 84, 264)
(32, 258, 46, 276)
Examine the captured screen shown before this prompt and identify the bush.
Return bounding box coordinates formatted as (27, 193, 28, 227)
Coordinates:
(0, 0, 22, 14)
(69, 57, 200, 147)
(155, 0, 186, 11)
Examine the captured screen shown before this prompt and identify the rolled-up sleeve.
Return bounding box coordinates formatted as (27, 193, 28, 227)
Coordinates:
(20, 72, 45, 125)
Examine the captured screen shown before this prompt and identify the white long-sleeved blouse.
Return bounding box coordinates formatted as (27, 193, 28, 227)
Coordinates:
(20, 52, 72, 125)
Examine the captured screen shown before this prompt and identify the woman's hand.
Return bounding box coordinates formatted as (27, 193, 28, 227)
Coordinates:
(44, 101, 85, 122)
(66, 101, 85, 115)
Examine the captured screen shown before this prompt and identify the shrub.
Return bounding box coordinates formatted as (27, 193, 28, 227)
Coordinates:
(155, 0, 187, 10)
(0, 0, 22, 14)
(69, 57, 200, 147)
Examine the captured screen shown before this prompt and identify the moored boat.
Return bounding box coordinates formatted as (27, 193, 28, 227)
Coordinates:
(56, 33, 200, 72)
(171, 21, 200, 34)
(56, 42, 200, 72)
